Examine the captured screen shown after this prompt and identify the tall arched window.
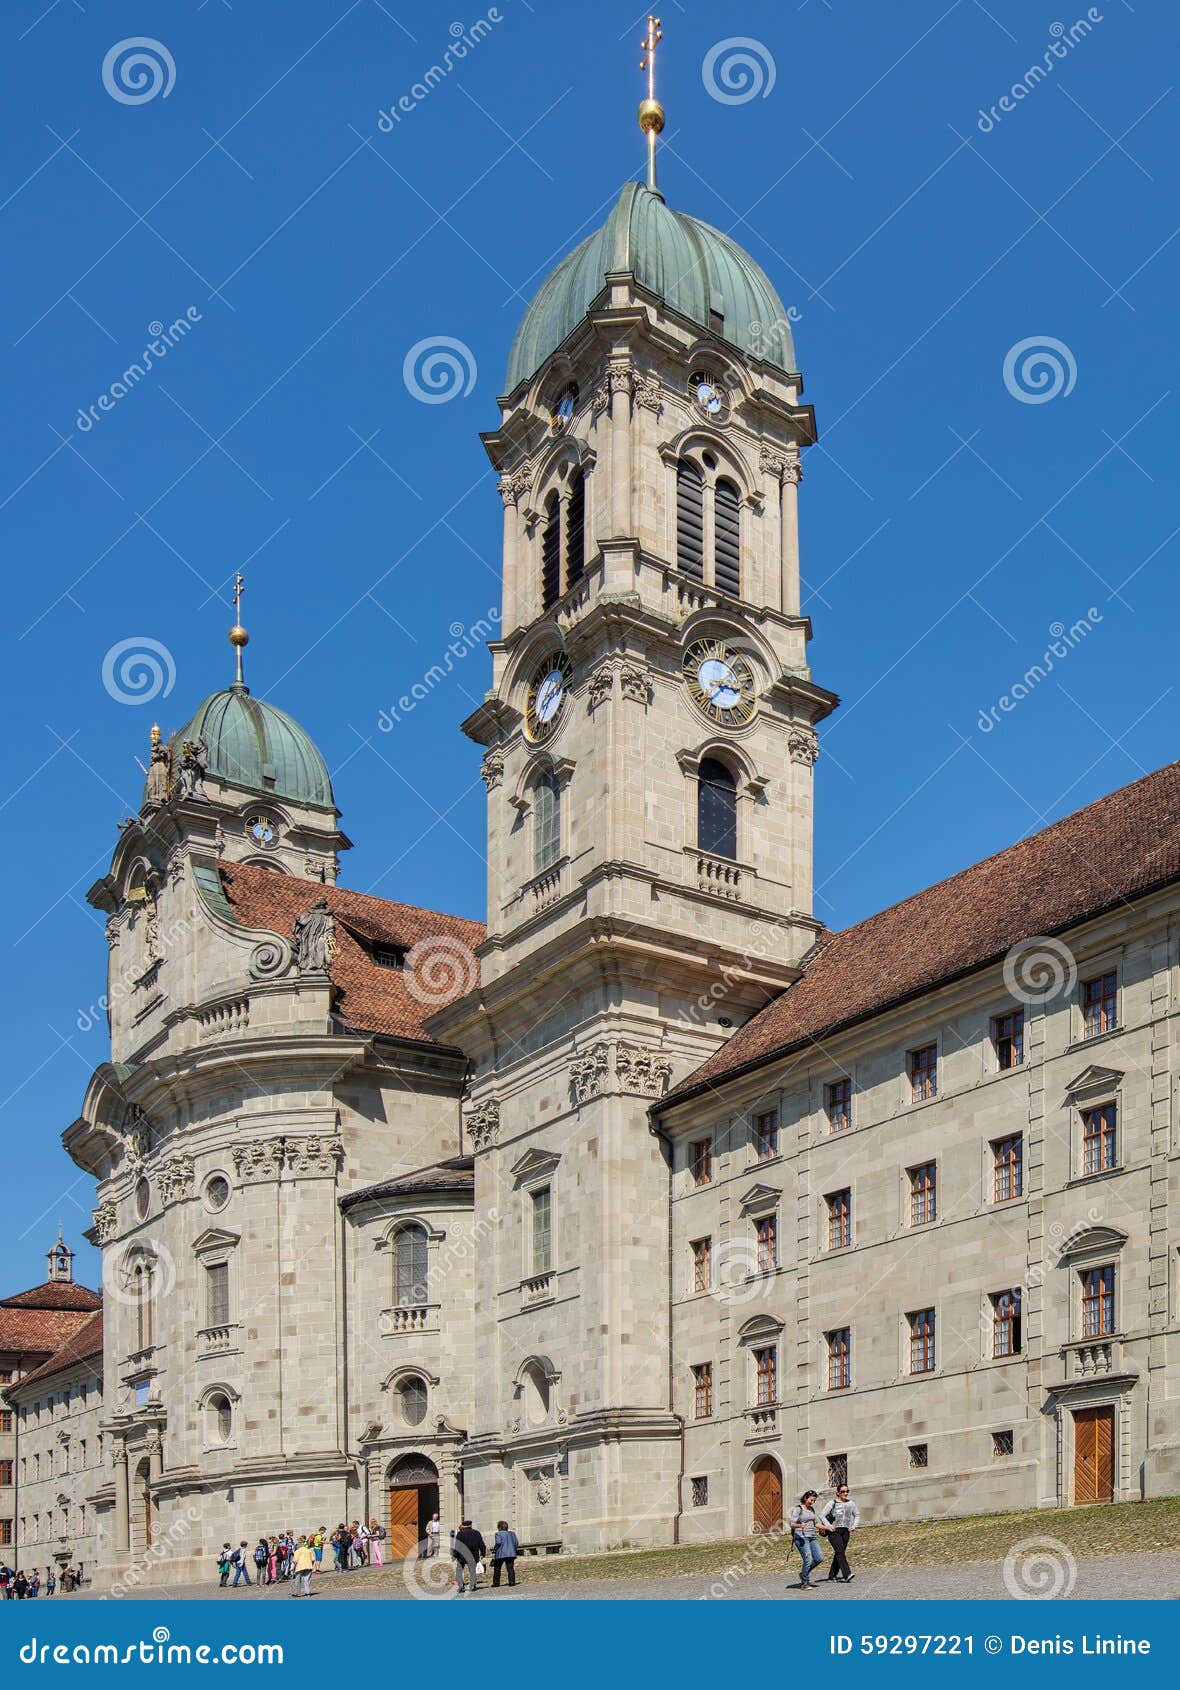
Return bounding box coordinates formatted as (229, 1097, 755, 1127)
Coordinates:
(676, 458, 704, 581)
(698, 757, 738, 860)
(395, 1224, 429, 1307)
(533, 772, 561, 873)
(541, 491, 561, 610)
(714, 477, 741, 597)
(133, 1261, 155, 1351)
(397, 1375, 428, 1426)
(566, 469, 585, 587)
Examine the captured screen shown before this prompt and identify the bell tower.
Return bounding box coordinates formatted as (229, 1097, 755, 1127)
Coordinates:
(430, 23, 837, 1550)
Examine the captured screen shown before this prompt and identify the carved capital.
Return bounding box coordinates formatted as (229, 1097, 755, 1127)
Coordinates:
(619, 665, 652, 705)
(758, 446, 786, 480)
(480, 748, 506, 791)
(607, 364, 635, 396)
(286, 1135, 344, 1178)
(91, 1201, 119, 1245)
(787, 725, 819, 766)
(782, 452, 803, 487)
(586, 664, 614, 710)
(591, 385, 610, 416)
(231, 1137, 286, 1185)
(466, 1099, 500, 1153)
(633, 373, 662, 414)
(498, 466, 530, 507)
(569, 1043, 610, 1106)
(614, 1041, 674, 1098)
(156, 1153, 195, 1206)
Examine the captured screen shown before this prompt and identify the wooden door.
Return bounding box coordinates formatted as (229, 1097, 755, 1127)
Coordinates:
(1073, 1406, 1114, 1504)
(389, 1487, 420, 1558)
(752, 1460, 783, 1533)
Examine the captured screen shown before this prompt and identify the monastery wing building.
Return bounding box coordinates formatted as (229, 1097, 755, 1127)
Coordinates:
(5, 45, 1179, 1588)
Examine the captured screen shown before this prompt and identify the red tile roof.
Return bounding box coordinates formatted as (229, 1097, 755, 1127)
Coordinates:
(220, 863, 484, 1044)
(0, 1306, 97, 1362)
(1, 1282, 102, 1313)
(8, 1311, 104, 1392)
(662, 760, 1180, 1110)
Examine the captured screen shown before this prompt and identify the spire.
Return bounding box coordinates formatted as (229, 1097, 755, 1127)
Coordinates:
(228, 570, 249, 692)
(638, 15, 665, 197)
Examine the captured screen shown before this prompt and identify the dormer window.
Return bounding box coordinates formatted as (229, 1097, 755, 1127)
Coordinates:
(369, 943, 406, 971)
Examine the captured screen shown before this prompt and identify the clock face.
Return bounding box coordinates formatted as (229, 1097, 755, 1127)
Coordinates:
(551, 383, 578, 429)
(247, 811, 279, 846)
(683, 639, 757, 726)
(525, 652, 572, 742)
(690, 370, 728, 420)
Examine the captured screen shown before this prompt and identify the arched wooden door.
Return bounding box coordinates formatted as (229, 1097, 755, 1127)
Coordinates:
(388, 1454, 440, 1559)
(751, 1457, 783, 1533)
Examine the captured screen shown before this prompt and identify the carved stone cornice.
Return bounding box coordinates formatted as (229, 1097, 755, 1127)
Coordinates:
(614, 1042, 674, 1099)
(633, 373, 661, 414)
(92, 1201, 119, 1245)
(569, 1043, 610, 1106)
(286, 1135, 344, 1177)
(498, 465, 530, 507)
(619, 665, 652, 705)
(466, 1100, 500, 1153)
(586, 664, 614, 710)
(758, 446, 786, 480)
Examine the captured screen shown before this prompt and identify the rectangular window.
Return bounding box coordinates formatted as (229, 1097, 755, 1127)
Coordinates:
(909, 1162, 937, 1226)
(1082, 1103, 1118, 1176)
(909, 1044, 938, 1102)
(992, 1009, 1025, 1070)
(909, 1443, 928, 1469)
(692, 1363, 713, 1420)
(0, 1369, 11, 1384)
(825, 1078, 852, 1133)
(689, 1138, 713, 1186)
(753, 1346, 777, 1406)
(1082, 970, 1118, 1038)
(826, 1327, 851, 1391)
(691, 1237, 711, 1294)
(690, 1475, 709, 1508)
(992, 1289, 1023, 1357)
(993, 1429, 1014, 1458)
(754, 1110, 779, 1161)
(826, 1188, 852, 1251)
(1081, 1266, 1115, 1337)
(0, 1520, 10, 1547)
(531, 1186, 553, 1275)
(0, 1461, 12, 1486)
(0, 1414, 10, 1435)
(755, 1214, 778, 1274)
(827, 1452, 848, 1488)
(909, 1308, 936, 1374)
(205, 1261, 230, 1328)
(992, 1134, 1024, 1202)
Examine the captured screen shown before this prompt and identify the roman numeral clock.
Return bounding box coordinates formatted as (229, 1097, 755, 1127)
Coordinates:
(682, 638, 757, 727)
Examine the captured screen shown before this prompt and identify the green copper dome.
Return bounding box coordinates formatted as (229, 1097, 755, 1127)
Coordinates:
(505, 181, 797, 393)
(175, 684, 334, 809)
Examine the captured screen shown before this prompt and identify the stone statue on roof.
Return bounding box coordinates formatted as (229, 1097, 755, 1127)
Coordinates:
(294, 897, 335, 973)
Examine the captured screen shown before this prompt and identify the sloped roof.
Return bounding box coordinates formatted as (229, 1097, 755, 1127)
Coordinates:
(220, 862, 484, 1044)
(662, 760, 1180, 1110)
(341, 1155, 474, 1212)
(8, 1311, 104, 1392)
(0, 1305, 98, 1362)
(1, 1282, 102, 1313)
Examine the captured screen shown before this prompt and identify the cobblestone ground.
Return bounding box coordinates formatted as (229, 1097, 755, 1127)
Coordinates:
(51, 1551, 1180, 1602)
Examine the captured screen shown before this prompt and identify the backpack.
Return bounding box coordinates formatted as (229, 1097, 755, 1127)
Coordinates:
(253, 1546, 267, 1566)
(230, 1548, 242, 1565)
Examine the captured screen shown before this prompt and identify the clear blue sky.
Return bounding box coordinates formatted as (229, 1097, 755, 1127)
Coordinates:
(2, 0, 1176, 1293)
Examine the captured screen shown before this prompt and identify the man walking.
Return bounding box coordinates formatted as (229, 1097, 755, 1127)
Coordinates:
(820, 1483, 861, 1584)
(451, 1520, 486, 1595)
(291, 1536, 316, 1598)
(230, 1542, 252, 1587)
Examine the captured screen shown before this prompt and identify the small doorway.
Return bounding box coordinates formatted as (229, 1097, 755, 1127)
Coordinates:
(388, 1454, 441, 1559)
(1073, 1405, 1114, 1504)
(751, 1456, 783, 1533)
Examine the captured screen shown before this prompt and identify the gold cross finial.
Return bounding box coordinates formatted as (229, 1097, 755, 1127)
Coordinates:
(228, 570, 250, 689)
(638, 16, 666, 196)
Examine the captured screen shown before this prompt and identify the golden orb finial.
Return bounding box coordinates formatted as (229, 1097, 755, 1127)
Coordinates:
(638, 16, 665, 195)
(229, 570, 249, 688)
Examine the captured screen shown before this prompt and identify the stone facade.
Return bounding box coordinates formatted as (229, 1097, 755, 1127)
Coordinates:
(7, 1356, 104, 1580)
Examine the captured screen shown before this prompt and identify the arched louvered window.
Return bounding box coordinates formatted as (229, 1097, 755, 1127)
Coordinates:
(395, 1223, 429, 1307)
(676, 458, 704, 581)
(714, 477, 741, 598)
(698, 757, 738, 861)
(533, 771, 561, 873)
(541, 491, 561, 610)
(566, 469, 585, 587)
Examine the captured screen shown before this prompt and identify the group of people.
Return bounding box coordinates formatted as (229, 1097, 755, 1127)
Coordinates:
(217, 1519, 409, 1590)
(449, 1520, 520, 1592)
(787, 1484, 862, 1589)
(0, 1564, 81, 1598)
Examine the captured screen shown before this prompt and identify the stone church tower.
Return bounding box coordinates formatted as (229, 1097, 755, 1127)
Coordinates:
(429, 57, 837, 1548)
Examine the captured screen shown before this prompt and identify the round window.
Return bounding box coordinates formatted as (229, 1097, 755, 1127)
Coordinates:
(204, 1173, 231, 1212)
(134, 1178, 150, 1220)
